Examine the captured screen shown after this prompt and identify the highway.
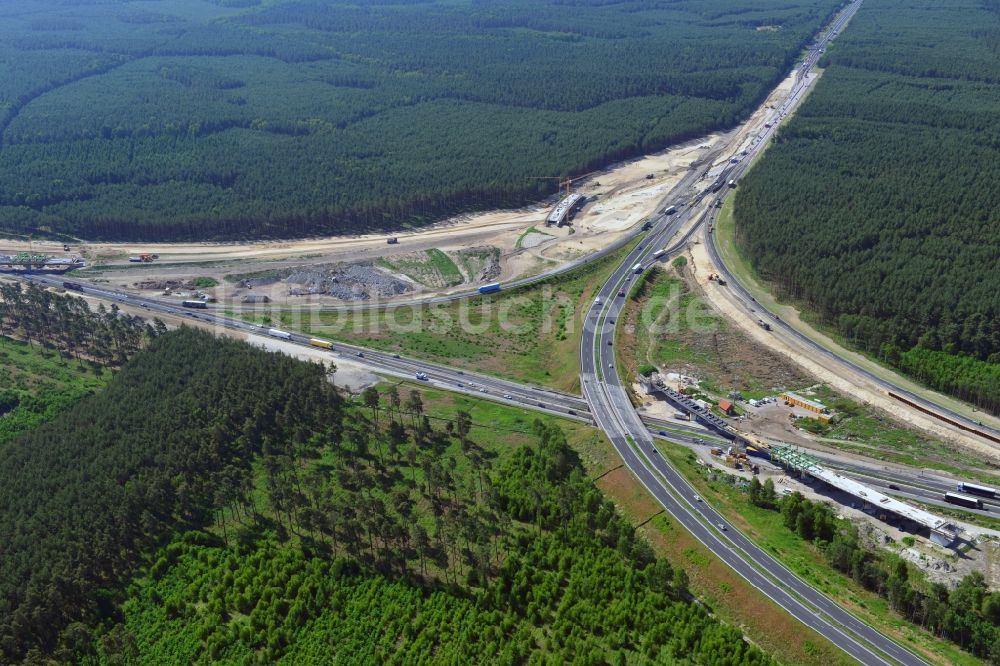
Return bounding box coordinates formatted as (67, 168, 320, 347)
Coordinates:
(578, 0, 933, 662)
(0, 1, 954, 662)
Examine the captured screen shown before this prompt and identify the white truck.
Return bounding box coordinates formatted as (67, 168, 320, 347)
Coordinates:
(632, 263, 643, 274)
(268, 328, 292, 340)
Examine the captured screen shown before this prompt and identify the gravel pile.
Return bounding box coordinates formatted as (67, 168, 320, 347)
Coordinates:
(478, 252, 501, 282)
(286, 263, 413, 300)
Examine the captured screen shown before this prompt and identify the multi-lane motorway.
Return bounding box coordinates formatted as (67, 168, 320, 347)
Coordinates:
(0, 0, 972, 662)
(578, 0, 935, 662)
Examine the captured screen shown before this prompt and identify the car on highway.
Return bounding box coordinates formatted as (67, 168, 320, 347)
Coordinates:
(356, 351, 364, 357)
(693, 437, 704, 444)
(415, 372, 428, 381)
(888, 483, 900, 490)
(479, 388, 487, 393)
(503, 394, 512, 399)
(568, 409, 576, 415)
(717, 523, 726, 531)
(694, 495, 702, 502)
(456, 383, 464, 388)
(594, 296, 601, 305)
(392, 353, 401, 359)
(607, 340, 612, 345)
(658, 430, 668, 436)
(537, 402, 545, 408)
(608, 362, 613, 368)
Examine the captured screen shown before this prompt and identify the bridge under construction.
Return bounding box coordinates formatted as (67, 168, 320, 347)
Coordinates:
(0, 254, 85, 272)
(642, 373, 962, 546)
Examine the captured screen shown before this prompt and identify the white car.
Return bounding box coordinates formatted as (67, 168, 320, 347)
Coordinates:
(717, 523, 726, 531)
(503, 394, 512, 399)
(694, 495, 702, 502)
(594, 296, 602, 305)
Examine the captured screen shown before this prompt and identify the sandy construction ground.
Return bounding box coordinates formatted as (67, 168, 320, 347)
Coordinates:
(244, 334, 379, 391)
(0, 125, 733, 306)
(0, 66, 809, 310)
(687, 241, 1000, 462)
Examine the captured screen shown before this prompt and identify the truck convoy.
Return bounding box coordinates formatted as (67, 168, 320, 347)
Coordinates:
(478, 283, 501, 294)
(268, 328, 292, 340)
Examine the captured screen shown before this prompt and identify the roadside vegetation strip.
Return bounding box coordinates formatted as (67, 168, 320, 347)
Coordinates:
(657, 439, 978, 666)
(238, 240, 640, 393)
(612, 492, 855, 666)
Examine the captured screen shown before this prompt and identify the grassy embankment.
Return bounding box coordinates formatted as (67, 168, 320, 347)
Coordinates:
(376, 248, 465, 288)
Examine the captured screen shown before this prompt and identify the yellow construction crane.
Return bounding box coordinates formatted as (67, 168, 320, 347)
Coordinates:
(529, 172, 595, 199)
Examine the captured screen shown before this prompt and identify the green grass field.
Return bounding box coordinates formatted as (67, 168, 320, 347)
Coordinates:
(0, 336, 110, 445)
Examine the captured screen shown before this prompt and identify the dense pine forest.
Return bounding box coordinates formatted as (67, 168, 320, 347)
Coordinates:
(734, 0, 1000, 413)
(0, 0, 843, 240)
(0, 327, 772, 664)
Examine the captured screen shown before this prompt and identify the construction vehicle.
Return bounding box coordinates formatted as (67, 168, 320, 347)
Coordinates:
(386, 237, 398, 245)
(128, 253, 158, 263)
(707, 273, 727, 286)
